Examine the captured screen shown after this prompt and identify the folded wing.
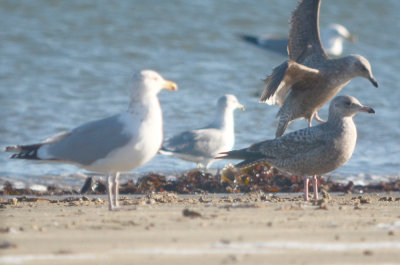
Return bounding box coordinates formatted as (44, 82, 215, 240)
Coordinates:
(260, 60, 320, 105)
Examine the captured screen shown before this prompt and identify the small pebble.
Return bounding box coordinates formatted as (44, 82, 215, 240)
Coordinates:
(183, 208, 202, 218)
(146, 199, 156, 205)
(10, 198, 18, 206)
(0, 227, 10, 233)
(379, 196, 394, 202)
(220, 238, 231, 244)
(363, 250, 373, 256)
(199, 196, 211, 203)
(359, 198, 371, 204)
(0, 242, 17, 249)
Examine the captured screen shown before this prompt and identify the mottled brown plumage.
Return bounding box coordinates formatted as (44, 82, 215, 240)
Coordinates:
(218, 96, 375, 201)
(260, 0, 378, 137)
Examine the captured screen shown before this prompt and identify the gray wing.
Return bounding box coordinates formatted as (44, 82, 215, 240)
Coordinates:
(221, 125, 327, 168)
(45, 114, 132, 165)
(258, 125, 327, 160)
(288, 0, 328, 62)
(162, 129, 223, 158)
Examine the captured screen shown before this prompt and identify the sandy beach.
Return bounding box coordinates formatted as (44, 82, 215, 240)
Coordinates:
(1, 192, 399, 265)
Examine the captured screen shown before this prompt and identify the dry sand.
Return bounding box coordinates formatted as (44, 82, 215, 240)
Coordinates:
(1, 192, 400, 265)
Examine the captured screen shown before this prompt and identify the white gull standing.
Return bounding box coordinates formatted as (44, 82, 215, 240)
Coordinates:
(160, 94, 245, 169)
(240, 23, 356, 57)
(217, 96, 375, 201)
(4, 70, 177, 210)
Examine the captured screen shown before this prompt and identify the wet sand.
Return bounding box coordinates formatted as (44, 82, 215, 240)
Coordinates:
(1, 192, 400, 265)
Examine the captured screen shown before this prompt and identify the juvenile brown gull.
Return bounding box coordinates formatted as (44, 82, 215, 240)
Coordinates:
(259, 0, 378, 137)
(217, 95, 375, 201)
(4, 70, 177, 211)
(160, 94, 244, 169)
(240, 23, 355, 57)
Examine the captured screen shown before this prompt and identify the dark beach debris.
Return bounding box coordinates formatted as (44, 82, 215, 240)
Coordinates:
(363, 250, 373, 256)
(1, 163, 400, 196)
(1, 181, 80, 196)
(80, 177, 106, 194)
(379, 196, 395, 202)
(0, 241, 17, 249)
(182, 208, 202, 218)
(146, 192, 180, 203)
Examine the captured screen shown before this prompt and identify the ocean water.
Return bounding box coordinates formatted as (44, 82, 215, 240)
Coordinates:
(1, 0, 399, 187)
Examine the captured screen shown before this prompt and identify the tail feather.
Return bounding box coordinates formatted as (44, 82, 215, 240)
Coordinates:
(275, 109, 292, 137)
(216, 148, 265, 169)
(4, 144, 43, 160)
(238, 34, 259, 45)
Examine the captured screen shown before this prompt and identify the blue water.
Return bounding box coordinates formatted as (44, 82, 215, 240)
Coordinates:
(1, 0, 399, 187)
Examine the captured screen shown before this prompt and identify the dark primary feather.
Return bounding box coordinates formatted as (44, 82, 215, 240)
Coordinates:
(6, 144, 43, 160)
(260, 61, 289, 102)
(288, 0, 327, 62)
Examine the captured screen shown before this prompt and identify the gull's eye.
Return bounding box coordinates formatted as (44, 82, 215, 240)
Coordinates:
(360, 65, 367, 72)
(345, 101, 351, 106)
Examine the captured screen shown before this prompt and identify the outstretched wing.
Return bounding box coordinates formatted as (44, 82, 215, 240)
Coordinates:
(288, 0, 328, 62)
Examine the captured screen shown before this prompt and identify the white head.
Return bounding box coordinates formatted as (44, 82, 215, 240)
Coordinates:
(346, 55, 378, 87)
(329, 95, 375, 119)
(326, 24, 355, 42)
(130, 70, 177, 99)
(322, 24, 355, 56)
(217, 94, 245, 112)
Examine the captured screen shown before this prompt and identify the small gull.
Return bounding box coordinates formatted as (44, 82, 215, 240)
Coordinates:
(4, 70, 177, 210)
(240, 23, 355, 57)
(217, 95, 375, 201)
(259, 0, 378, 137)
(160, 94, 245, 169)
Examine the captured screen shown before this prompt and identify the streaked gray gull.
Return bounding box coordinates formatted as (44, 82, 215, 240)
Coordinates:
(259, 0, 378, 137)
(160, 94, 245, 169)
(217, 95, 375, 201)
(240, 23, 355, 57)
(4, 70, 177, 211)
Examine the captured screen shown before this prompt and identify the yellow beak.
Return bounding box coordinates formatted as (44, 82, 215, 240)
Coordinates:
(163, 80, 178, 91)
(238, 103, 246, 111)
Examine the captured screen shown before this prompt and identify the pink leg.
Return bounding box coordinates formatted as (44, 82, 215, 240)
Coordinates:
(304, 177, 309, 201)
(313, 175, 318, 200)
